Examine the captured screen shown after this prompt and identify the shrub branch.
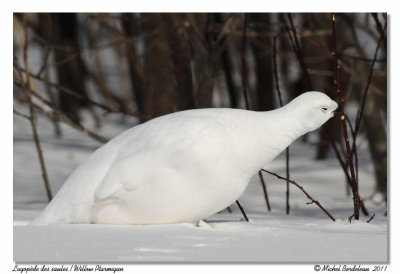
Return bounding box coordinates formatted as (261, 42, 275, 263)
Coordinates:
(331, 13, 361, 220)
(261, 169, 335, 222)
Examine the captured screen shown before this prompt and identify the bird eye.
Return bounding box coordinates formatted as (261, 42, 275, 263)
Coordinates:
(321, 107, 328, 113)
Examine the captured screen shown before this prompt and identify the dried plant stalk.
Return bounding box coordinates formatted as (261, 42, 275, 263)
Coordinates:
(235, 13, 251, 222)
(331, 13, 361, 220)
(236, 200, 249, 222)
(261, 169, 335, 222)
(272, 35, 291, 215)
(258, 170, 271, 211)
(21, 16, 53, 201)
(241, 13, 250, 110)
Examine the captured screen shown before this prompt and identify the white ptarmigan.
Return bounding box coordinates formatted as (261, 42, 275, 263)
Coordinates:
(32, 91, 338, 225)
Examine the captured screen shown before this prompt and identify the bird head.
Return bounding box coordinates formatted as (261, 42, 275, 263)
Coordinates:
(286, 91, 339, 134)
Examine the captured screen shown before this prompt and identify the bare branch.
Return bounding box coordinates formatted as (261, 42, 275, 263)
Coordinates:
(33, 103, 108, 144)
(13, 109, 30, 120)
(331, 13, 361, 220)
(261, 169, 335, 222)
(20, 15, 53, 201)
(354, 21, 386, 137)
(236, 200, 249, 222)
(258, 170, 271, 212)
(371, 13, 387, 50)
(272, 34, 290, 215)
(286, 13, 314, 90)
(367, 213, 376, 223)
(241, 13, 250, 110)
(13, 67, 130, 115)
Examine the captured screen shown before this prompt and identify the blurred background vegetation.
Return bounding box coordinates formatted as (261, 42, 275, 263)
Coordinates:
(13, 13, 387, 204)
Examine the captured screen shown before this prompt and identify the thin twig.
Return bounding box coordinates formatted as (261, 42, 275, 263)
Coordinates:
(348, 21, 386, 218)
(241, 13, 250, 110)
(43, 66, 62, 136)
(235, 13, 251, 222)
(36, 45, 51, 78)
(273, 36, 283, 106)
(166, 20, 185, 109)
(15, 81, 113, 141)
(340, 61, 385, 97)
(258, 170, 271, 211)
(326, 126, 369, 216)
(272, 35, 290, 215)
(13, 67, 118, 114)
(14, 81, 53, 107)
(367, 213, 376, 223)
(287, 13, 314, 90)
(261, 169, 335, 222)
(33, 103, 108, 144)
(345, 114, 359, 183)
(299, 34, 386, 63)
(354, 21, 386, 138)
(280, 14, 297, 58)
(360, 201, 370, 216)
(21, 15, 53, 201)
(25, 15, 137, 52)
(331, 13, 361, 220)
(13, 109, 30, 120)
(325, 128, 352, 195)
(371, 13, 387, 50)
(162, 14, 195, 110)
(16, 68, 110, 143)
(236, 200, 249, 222)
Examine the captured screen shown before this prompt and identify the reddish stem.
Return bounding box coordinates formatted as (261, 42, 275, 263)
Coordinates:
(331, 13, 360, 220)
(261, 169, 335, 222)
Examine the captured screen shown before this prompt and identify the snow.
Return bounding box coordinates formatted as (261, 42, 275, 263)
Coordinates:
(14, 219, 386, 263)
(13, 107, 387, 263)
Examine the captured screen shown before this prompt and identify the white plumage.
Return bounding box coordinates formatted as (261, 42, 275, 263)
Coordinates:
(32, 91, 338, 225)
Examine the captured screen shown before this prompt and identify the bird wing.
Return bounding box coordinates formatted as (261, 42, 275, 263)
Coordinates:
(93, 112, 228, 203)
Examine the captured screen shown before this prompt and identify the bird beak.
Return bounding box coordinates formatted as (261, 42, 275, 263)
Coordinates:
(333, 108, 341, 116)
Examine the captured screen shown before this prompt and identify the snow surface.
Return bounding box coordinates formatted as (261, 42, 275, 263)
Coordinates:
(13, 109, 387, 263)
